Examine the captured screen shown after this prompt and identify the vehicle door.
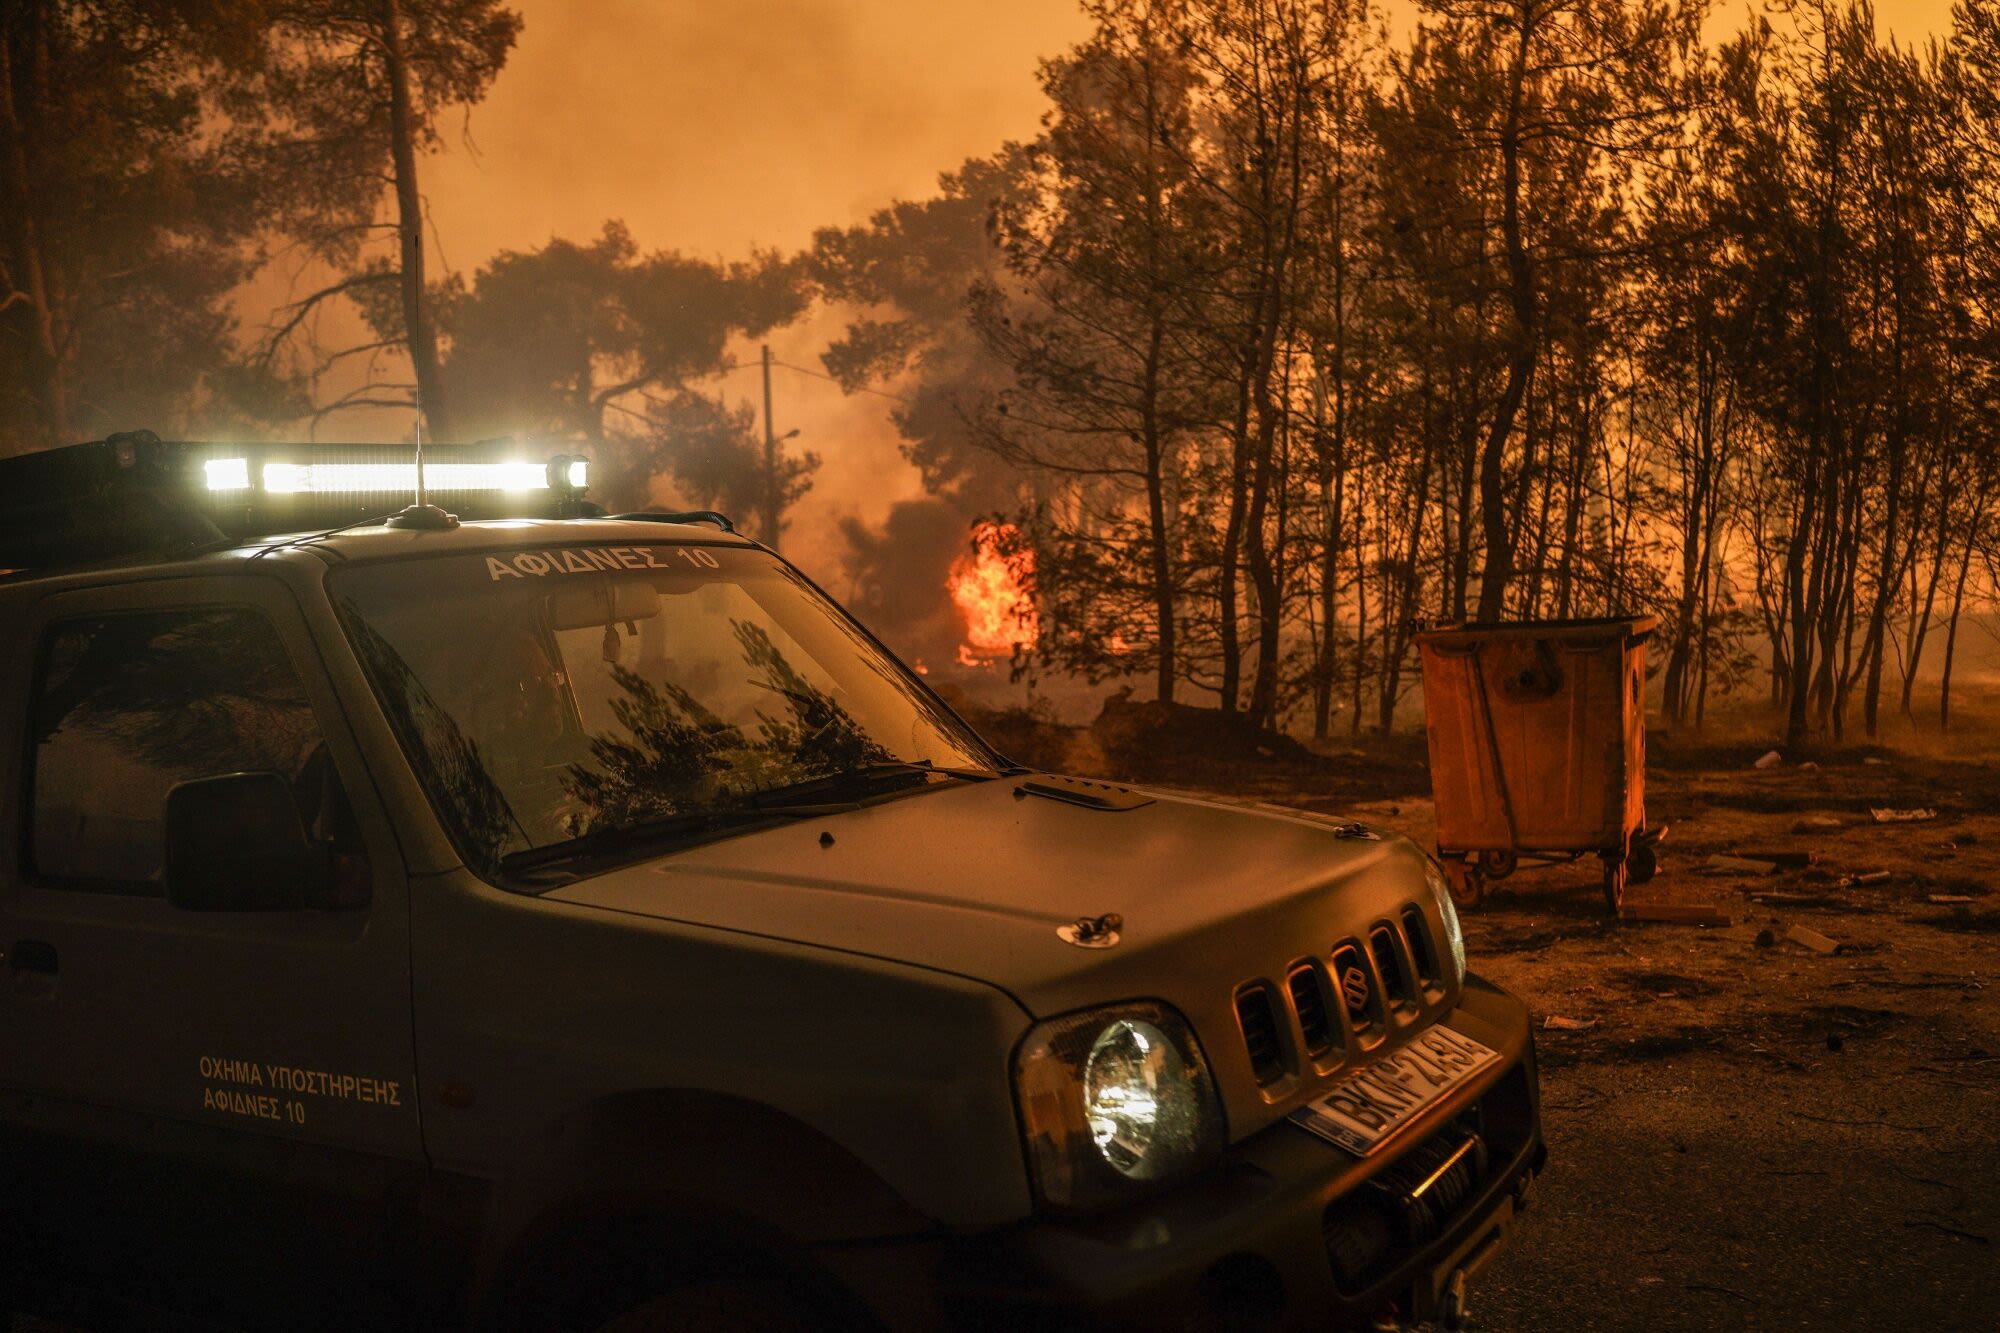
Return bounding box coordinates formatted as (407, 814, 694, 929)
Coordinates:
(0, 574, 426, 1324)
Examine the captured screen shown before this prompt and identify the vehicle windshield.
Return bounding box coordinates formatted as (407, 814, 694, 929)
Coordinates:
(331, 542, 997, 879)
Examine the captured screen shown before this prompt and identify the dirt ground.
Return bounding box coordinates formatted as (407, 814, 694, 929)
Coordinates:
(1147, 734, 2000, 1332)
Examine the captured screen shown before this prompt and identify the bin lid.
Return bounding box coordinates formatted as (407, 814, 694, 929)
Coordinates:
(1413, 615, 1657, 646)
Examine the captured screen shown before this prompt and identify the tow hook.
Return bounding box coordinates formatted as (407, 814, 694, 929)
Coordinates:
(1439, 1269, 1470, 1330)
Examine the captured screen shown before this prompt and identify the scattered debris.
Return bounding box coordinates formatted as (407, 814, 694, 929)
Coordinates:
(1863, 756, 1889, 766)
(1703, 853, 1781, 875)
(1928, 894, 1976, 905)
(1793, 815, 1844, 833)
(1784, 924, 1843, 955)
(1755, 928, 1777, 948)
(1621, 902, 1734, 926)
(1736, 849, 1817, 867)
(1750, 891, 1843, 908)
(1799, 761, 1821, 771)
(1835, 870, 1892, 888)
(1543, 1015, 1599, 1032)
(1924, 908, 2000, 934)
(1871, 807, 1937, 824)
(1754, 750, 1784, 769)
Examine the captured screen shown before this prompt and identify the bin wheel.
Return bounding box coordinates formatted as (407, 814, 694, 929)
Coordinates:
(1600, 856, 1627, 915)
(1443, 859, 1486, 910)
(1478, 849, 1519, 881)
(1628, 842, 1658, 885)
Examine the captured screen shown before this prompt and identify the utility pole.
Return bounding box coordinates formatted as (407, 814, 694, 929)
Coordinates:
(761, 344, 780, 550)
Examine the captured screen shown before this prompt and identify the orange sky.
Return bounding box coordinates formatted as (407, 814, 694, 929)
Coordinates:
(425, 0, 1954, 262)
(275, 0, 1960, 581)
(425, 0, 1091, 261)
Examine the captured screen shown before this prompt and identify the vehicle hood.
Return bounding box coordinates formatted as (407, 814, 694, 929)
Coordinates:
(544, 775, 1437, 1023)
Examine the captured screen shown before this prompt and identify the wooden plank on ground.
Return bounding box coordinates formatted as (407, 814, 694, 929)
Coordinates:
(1620, 902, 1734, 927)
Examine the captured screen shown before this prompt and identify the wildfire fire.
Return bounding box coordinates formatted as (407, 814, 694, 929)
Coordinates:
(948, 522, 1039, 666)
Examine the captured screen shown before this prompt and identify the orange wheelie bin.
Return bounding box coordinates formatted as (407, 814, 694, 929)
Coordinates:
(1414, 616, 1661, 914)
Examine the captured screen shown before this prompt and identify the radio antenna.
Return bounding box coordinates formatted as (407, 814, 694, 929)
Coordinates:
(413, 378, 427, 509)
(386, 370, 457, 529)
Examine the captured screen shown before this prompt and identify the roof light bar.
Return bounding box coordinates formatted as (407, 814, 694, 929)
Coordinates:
(254, 460, 558, 495)
(204, 457, 252, 492)
(0, 434, 600, 573)
(195, 454, 588, 498)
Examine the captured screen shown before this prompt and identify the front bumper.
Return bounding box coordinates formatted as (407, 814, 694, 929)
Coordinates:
(821, 976, 1543, 1332)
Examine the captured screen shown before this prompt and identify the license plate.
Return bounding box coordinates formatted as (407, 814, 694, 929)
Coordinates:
(1289, 1026, 1500, 1156)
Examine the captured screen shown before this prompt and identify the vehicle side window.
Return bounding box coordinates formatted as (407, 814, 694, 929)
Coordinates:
(28, 608, 352, 895)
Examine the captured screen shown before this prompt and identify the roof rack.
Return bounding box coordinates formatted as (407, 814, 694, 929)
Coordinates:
(0, 431, 597, 573)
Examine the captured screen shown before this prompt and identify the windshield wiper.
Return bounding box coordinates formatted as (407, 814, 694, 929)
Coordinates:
(747, 759, 995, 810)
(499, 804, 819, 877)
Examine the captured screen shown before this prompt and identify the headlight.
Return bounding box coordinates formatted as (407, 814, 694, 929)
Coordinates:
(1013, 1001, 1225, 1210)
(1425, 859, 1469, 986)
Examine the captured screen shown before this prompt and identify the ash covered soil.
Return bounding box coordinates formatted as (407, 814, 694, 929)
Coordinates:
(1456, 746, 1999, 1333)
(992, 705, 1999, 1331)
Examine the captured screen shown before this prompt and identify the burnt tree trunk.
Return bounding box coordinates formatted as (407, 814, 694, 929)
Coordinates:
(1475, 5, 1536, 622)
(381, 0, 454, 441)
(1140, 317, 1176, 705)
(0, 8, 67, 441)
(1937, 522, 1976, 733)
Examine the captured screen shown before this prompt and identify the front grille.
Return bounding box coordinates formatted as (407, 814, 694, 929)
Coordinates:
(1288, 963, 1335, 1058)
(1234, 902, 1443, 1090)
(1371, 926, 1414, 1006)
(1402, 906, 1439, 986)
(1331, 941, 1375, 1031)
(1235, 984, 1285, 1085)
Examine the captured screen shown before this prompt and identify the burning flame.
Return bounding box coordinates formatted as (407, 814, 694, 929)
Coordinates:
(948, 522, 1038, 664)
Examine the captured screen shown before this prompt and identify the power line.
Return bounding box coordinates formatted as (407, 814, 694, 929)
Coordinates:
(597, 355, 917, 434)
(773, 357, 915, 406)
(708, 354, 915, 406)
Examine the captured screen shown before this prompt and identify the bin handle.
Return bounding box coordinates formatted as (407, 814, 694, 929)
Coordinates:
(1467, 651, 1522, 848)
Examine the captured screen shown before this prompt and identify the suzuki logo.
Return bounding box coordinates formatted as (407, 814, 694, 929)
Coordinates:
(1341, 965, 1371, 1015)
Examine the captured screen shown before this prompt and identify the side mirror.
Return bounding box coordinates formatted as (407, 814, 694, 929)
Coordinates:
(163, 772, 335, 911)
